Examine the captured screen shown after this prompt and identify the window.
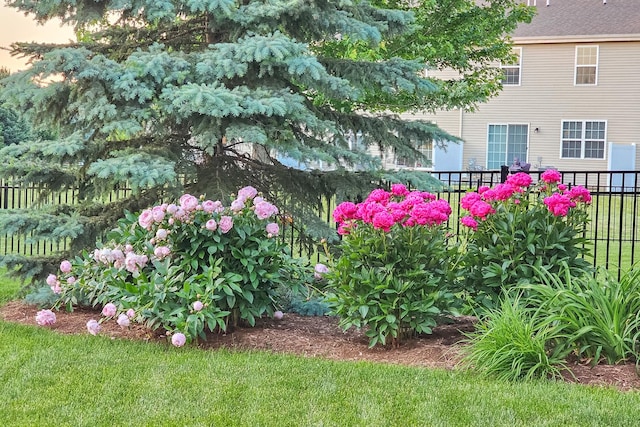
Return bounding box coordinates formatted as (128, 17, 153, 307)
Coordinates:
(561, 120, 606, 159)
(575, 46, 598, 85)
(487, 124, 528, 169)
(501, 47, 521, 86)
(395, 141, 433, 169)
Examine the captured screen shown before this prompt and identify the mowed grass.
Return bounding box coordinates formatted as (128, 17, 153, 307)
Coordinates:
(1, 320, 639, 426)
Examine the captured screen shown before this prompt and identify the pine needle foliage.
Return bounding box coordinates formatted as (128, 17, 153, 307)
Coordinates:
(0, 0, 530, 282)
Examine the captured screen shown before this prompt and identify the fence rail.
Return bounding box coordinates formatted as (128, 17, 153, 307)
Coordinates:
(3, 170, 640, 277)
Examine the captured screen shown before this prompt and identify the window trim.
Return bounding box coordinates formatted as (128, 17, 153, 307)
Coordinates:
(486, 122, 530, 169)
(559, 119, 607, 160)
(394, 140, 434, 170)
(500, 47, 522, 86)
(574, 45, 599, 86)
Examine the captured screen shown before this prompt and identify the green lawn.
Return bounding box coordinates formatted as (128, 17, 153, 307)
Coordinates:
(1, 320, 639, 427)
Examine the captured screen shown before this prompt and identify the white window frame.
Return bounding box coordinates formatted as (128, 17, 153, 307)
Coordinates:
(486, 123, 529, 169)
(500, 47, 522, 86)
(560, 120, 607, 160)
(574, 45, 599, 86)
(394, 141, 433, 170)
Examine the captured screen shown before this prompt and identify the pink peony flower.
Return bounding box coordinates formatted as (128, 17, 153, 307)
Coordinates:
(154, 246, 171, 259)
(314, 263, 330, 280)
(179, 194, 199, 211)
(67, 276, 76, 285)
(171, 332, 187, 347)
(541, 169, 562, 184)
(237, 186, 258, 201)
(544, 193, 574, 217)
(230, 199, 245, 212)
(87, 319, 101, 336)
(219, 216, 234, 234)
(391, 183, 409, 197)
(333, 201, 358, 223)
(35, 309, 56, 326)
(567, 185, 592, 204)
(156, 229, 169, 240)
(460, 216, 478, 231)
(117, 313, 130, 328)
(193, 301, 204, 311)
(205, 219, 217, 231)
(372, 211, 395, 232)
(102, 303, 117, 317)
(60, 260, 72, 274)
(51, 283, 62, 294)
(366, 188, 390, 204)
(151, 205, 165, 222)
(505, 172, 533, 189)
(138, 209, 154, 229)
(266, 222, 279, 237)
(273, 310, 284, 320)
(254, 201, 279, 220)
(46, 274, 57, 287)
(126, 309, 136, 319)
(469, 201, 495, 220)
(460, 192, 482, 210)
(166, 204, 178, 214)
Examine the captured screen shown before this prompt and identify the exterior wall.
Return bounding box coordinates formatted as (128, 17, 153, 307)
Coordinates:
(409, 40, 640, 171)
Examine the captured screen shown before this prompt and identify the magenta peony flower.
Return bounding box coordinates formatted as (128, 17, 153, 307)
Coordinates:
(219, 216, 234, 233)
(35, 309, 56, 326)
(87, 319, 101, 336)
(505, 172, 533, 189)
(117, 313, 130, 328)
(205, 219, 217, 231)
(102, 303, 117, 317)
(541, 169, 562, 184)
(460, 192, 482, 210)
(544, 193, 574, 217)
(59, 260, 72, 273)
(460, 216, 479, 231)
(273, 310, 284, 320)
(265, 222, 279, 237)
(171, 332, 187, 347)
(567, 185, 592, 204)
(372, 211, 395, 232)
(366, 188, 390, 204)
(391, 183, 409, 197)
(332, 201, 358, 223)
(193, 301, 204, 311)
(469, 201, 495, 220)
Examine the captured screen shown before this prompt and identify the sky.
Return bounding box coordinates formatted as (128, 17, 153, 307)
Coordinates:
(0, 3, 74, 72)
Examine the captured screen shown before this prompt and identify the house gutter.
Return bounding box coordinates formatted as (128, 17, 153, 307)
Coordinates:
(514, 34, 640, 44)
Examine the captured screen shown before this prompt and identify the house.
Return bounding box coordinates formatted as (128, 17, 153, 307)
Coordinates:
(403, 0, 640, 172)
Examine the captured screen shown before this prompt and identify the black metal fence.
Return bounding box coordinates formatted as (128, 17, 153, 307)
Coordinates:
(3, 170, 640, 277)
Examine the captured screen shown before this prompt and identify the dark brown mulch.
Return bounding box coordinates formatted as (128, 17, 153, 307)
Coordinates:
(2, 300, 639, 391)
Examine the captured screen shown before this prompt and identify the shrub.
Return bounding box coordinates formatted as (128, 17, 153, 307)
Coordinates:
(460, 294, 573, 381)
(520, 265, 640, 365)
(48, 187, 310, 343)
(458, 171, 593, 309)
(326, 184, 458, 347)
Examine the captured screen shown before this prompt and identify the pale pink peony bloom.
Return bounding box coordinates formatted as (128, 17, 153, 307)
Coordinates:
(117, 313, 130, 328)
(102, 303, 117, 317)
(237, 186, 258, 201)
(193, 301, 204, 311)
(314, 263, 330, 280)
(46, 274, 57, 286)
(35, 309, 56, 326)
(219, 216, 234, 234)
(67, 276, 76, 285)
(254, 201, 279, 220)
(171, 332, 187, 347)
(60, 260, 72, 273)
(152, 205, 165, 222)
(166, 204, 178, 214)
(156, 229, 169, 240)
(154, 246, 171, 259)
(87, 319, 101, 336)
(266, 222, 279, 237)
(179, 194, 199, 212)
(201, 200, 216, 213)
(126, 308, 136, 319)
(230, 199, 245, 212)
(205, 219, 217, 231)
(138, 209, 154, 229)
(273, 310, 284, 320)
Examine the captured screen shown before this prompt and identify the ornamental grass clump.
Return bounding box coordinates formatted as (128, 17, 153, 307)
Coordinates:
(326, 184, 458, 347)
(458, 171, 593, 309)
(47, 187, 309, 345)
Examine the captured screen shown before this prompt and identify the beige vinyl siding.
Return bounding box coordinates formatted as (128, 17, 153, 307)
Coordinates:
(412, 40, 640, 171)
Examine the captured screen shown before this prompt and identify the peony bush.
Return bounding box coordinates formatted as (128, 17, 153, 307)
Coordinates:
(457, 171, 593, 308)
(326, 184, 458, 347)
(48, 187, 308, 345)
